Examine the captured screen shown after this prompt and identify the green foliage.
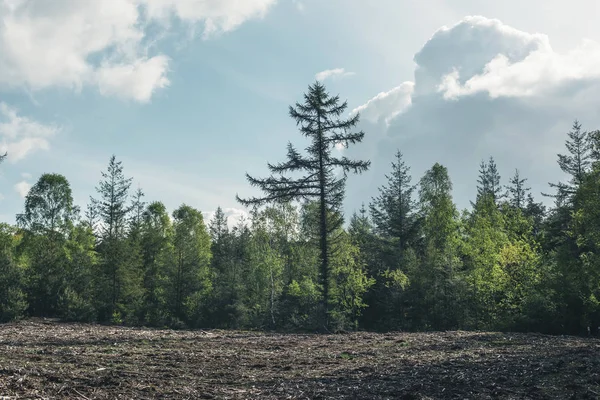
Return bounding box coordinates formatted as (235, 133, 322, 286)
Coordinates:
(92, 155, 141, 322)
(280, 278, 321, 330)
(17, 173, 78, 236)
(3, 96, 600, 339)
(237, 82, 370, 330)
(0, 224, 27, 322)
(59, 223, 98, 321)
(329, 231, 374, 331)
(140, 201, 173, 326)
(171, 204, 212, 326)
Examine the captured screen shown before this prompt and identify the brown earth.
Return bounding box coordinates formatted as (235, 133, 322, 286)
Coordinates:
(0, 320, 599, 399)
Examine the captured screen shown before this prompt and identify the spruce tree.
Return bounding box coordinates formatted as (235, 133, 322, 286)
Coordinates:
(476, 157, 503, 204)
(349, 204, 372, 248)
(171, 205, 212, 324)
(92, 155, 135, 320)
(140, 201, 173, 325)
(129, 187, 146, 241)
(544, 120, 592, 203)
(209, 207, 228, 243)
(369, 150, 417, 251)
(237, 82, 370, 328)
(417, 163, 461, 329)
(588, 129, 600, 165)
(95, 156, 133, 242)
(506, 169, 530, 210)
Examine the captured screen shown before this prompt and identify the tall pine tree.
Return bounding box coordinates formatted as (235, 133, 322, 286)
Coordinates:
(237, 82, 370, 329)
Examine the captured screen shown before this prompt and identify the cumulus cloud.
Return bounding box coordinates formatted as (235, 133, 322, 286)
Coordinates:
(438, 38, 600, 100)
(0, 0, 278, 101)
(0, 102, 60, 162)
(345, 16, 600, 214)
(315, 68, 355, 82)
(14, 180, 31, 198)
(203, 207, 250, 229)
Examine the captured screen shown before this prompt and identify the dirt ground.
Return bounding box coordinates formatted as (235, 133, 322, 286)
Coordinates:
(0, 320, 599, 399)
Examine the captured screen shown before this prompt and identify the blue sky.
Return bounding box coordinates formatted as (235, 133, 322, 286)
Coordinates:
(1, 0, 600, 226)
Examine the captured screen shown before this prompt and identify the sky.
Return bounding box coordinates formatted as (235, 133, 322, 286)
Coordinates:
(1, 0, 600, 227)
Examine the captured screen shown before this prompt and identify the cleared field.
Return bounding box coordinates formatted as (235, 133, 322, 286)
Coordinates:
(0, 320, 599, 399)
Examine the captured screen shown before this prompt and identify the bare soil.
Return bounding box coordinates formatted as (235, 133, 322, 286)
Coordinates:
(0, 320, 599, 399)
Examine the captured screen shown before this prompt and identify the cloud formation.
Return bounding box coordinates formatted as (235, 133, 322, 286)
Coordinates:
(315, 68, 355, 82)
(14, 180, 31, 198)
(346, 16, 600, 213)
(0, 102, 60, 162)
(351, 82, 414, 125)
(0, 0, 277, 102)
(203, 207, 250, 229)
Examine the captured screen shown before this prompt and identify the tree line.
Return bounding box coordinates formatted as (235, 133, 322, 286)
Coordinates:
(1, 82, 600, 335)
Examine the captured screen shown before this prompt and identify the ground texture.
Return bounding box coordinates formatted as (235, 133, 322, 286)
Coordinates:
(0, 320, 599, 399)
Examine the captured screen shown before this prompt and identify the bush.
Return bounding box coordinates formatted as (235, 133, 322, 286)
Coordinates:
(0, 287, 27, 322)
(59, 287, 97, 322)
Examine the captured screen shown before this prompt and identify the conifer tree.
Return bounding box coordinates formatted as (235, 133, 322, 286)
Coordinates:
(94, 156, 133, 242)
(369, 150, 417, 251)
(237, 82, 370, 328)
(476, 157, 503, 204)
(590, 129, 600, 164)
(544, 120, 592, 203)
(209, 207, 229, 244)
(416, 163, 462, 329)
(92, 155, 135, 321)
(171, 205, 212, 324)
(140, 201, 173, 325)
(129, 187, 146, 241)
(506, 169, 530, 210)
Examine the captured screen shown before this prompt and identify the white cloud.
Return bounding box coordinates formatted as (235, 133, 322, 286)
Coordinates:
(344, 15, 600, 214)
(354, 15, 600, 127)
(14, 180, 31, 198)
(351, 82, 414, 125)
(0, 0, 278, 101)
(96, 55, 171, 102)
(142, 0, 277, 39)
(315, 68, 355, 82)
(0, 102, 60, 162)
(0, 193, 4, 201)
(203, 207, 250, 230)
(438, 38, 600, 100)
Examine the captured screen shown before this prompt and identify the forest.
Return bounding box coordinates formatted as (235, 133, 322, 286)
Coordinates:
(1, 81, 600, 336)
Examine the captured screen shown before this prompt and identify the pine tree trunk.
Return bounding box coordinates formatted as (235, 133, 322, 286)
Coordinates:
(317, 115, 329, 330)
